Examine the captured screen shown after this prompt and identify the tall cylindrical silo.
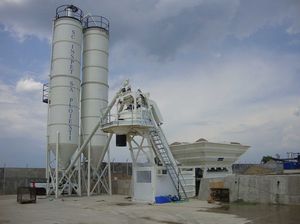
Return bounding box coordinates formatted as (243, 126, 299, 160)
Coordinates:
(81, 16, 109, 168)
(48, 5, 83, 169)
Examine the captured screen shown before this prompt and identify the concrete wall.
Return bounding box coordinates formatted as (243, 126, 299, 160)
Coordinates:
(0, 168, 46, 195)
(111, 163, 132, 196)
(0, 164, 133, 195)
(198, 174, 300, 205)
(112, 179, 131, 195)
(232, 163, 283, 175)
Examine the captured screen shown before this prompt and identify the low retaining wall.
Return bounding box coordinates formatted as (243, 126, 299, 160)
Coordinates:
(0, 166, 133, 195)
(0, 168, 45, 195)
(198, 174, 300, 205)
(112, 179, 131, 195)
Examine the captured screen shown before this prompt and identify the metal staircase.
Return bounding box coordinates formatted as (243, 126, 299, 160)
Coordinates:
(149, 128, 188, 201)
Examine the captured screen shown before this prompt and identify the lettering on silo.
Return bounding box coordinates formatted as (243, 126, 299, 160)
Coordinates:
(69, 30, 76, 74)
(68, 96, 73, 141)
(70, 44, 75, 74)
(67, 29, 76, 141)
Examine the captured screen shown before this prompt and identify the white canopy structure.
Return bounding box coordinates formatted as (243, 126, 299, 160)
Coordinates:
(170, 140, 250, 178)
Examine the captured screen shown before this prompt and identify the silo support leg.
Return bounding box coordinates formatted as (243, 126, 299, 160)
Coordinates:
(78, 156, 81, 196)
(87, 143, 91, 197)
(55, 131, 60, 198)
(108, 147, 112, 196)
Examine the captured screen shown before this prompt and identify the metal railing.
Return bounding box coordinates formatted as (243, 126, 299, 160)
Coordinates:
(84, 15, 109, 33)
(101, 110, 152, 128)
(56, 5, 83, 21)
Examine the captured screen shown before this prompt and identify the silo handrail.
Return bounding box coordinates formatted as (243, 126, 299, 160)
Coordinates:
(56, 5, 83, 21)
(84, 15, 109, 33)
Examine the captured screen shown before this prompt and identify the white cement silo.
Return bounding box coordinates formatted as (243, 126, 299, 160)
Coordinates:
(48, 5, 83, 169)
(81, 16, 109, 168)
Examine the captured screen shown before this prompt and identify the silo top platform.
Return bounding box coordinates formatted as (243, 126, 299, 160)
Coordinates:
(56, 5, 83, 21)
(83, 15, 110, 33)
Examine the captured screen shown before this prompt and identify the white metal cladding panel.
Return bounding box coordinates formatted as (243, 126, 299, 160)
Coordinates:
(81, 28, 109, 167)
(83, 52, 108, 68)
(81, 84, 108, 100)
(48, 17, 82, 169)
(50, 85, 80, 104)
(50, 75, 81, 86)
(83, 29, 109, 53)
(81, 99, 107, 116)
(53, 19, 82, 43)
(88, 145, 106, 166)
(170, 143, 249, 167)
(51, 60, 81, 76)
(82, 67, 108, 83)
(81, 118, 107, 135)
(52, 42, 81, 62)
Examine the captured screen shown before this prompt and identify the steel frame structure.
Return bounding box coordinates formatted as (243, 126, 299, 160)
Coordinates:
(46, 81, 129, 198)
(46, 133, 112, 198)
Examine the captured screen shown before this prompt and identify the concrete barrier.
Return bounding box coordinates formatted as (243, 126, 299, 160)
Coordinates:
(0, 168, 45, 195)
(198, 174, 300, 205)
(112, 179, 131, 195)
(0, 164, 133, 195)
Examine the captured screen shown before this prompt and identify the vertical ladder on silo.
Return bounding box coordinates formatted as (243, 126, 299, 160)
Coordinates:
(42, 83, 49, 104)
(149, 128, 188, 201)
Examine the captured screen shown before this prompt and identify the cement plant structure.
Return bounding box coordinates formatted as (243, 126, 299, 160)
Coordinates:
(43, 4, 249, 203)
(44, 5, 111, 198)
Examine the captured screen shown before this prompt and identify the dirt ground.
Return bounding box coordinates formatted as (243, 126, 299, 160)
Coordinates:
(0, 195, 249, 224)
(208, 203, 300, 224)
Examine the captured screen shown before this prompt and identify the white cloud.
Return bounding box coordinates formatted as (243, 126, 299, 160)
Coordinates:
(153, 0, 204, 20)
(0, 80, 46, 167)
(0, 81, 18, 103)
(294, 107, 300, 117)
(230, 0, 300, 38)
(282, 122, 300, 149)
(16, 77, 42, 92)
(119, 50, 300, 162)
(0, 0, 59, 41)
(0, 0, 25, 6)
(0, 0, 299, 57)
(0, 80, 46, 138)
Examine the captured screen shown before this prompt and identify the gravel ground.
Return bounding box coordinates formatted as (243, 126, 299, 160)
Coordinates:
(0, 195, 249, 224)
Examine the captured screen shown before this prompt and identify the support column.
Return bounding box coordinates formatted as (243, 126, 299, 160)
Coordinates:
(107, 147, 112, 196)
(227, 166, 233, 175)
(46, 136, 50, 196)
(87, 143, 91, 197)
(78, 153, 81, 196)
(55, 131, 60, 198)
(202, 167, 207, 178)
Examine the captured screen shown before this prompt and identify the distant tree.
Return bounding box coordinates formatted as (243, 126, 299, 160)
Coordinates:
(261, 155, 274, 164)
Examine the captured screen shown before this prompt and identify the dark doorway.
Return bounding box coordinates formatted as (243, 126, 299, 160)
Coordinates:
(195, 168, 203, 196)
(210, 188, 229, 202)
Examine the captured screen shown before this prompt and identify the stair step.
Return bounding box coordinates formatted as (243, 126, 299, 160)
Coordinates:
(150, 127, 188, 200)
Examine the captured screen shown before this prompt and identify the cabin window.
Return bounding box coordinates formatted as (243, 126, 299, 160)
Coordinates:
(137, 171, 151, 183)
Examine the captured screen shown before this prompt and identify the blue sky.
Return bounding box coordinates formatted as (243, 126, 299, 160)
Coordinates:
(0, 0, 300, 167)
